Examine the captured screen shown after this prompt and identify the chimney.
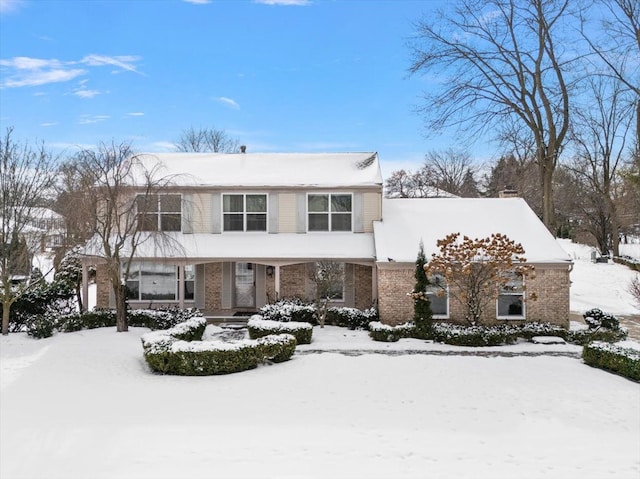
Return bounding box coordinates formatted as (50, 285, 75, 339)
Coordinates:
(240, 145, 246, 154)
(499, 186, 519, 198)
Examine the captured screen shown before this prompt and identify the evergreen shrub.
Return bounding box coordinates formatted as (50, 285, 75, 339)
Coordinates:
(583, 342, 640, 381)
(431, 323, 519, 346)
(368, 321, 416, 342)
(247, 315, 313, 344)
(259, 299, 316, 324)
(26, 314, 56, 339)
(326, 307, 377, 330)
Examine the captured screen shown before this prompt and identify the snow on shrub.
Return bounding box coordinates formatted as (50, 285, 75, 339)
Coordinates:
(247, 315, 313, 344)
(431, 323, 519, 347)
(583, 308, 620, 331)
(258, 299, 316, 323)
(582, 341, 640, 381)
(141, 319, 296, 375)
(326, 307, 378, 330)
(368, 321, 415, 342)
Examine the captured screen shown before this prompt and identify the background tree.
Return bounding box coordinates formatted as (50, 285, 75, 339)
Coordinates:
(0, 127, 56, 335)
(567, 76, 635, 255)
(385, 148, 479, 198)
(410, 0, 575, 230)
(424, 232, 534, 326)
(73, 142, 179, 332)
(174, 126, 240, 153)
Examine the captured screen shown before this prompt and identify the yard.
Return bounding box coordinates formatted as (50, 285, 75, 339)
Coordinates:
(1, 326, 639, 479)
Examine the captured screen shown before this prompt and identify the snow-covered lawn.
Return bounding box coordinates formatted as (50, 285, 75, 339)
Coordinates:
(1, 327, 639, 479)
(558, 239, 640, 315)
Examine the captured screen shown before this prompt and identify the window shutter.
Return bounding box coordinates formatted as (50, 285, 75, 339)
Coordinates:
(296, 193, 306, 233)
(268, 193, 278, 233)
(211, 193, 221, 234)
(353, 193, 364, 233)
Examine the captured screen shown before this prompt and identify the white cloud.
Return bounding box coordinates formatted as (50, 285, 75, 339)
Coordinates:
(0, 0, 25, 14)
(78, 114, 110, 125)
(216, 96, 240, 109)
(254, 0, 311, 5)
(80, 54, 143, 74)
(40, 122, 58, 127)
(0, 54, 143, 88)
(127, 112, 145, 117)
(182, 0, 210, 4)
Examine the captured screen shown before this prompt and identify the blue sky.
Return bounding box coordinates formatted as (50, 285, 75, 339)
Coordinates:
(0, 0, 486, 177)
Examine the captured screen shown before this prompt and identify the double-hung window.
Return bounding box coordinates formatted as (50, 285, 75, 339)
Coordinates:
(425, 273, 448, 318)
(315, 261, 345, 301)
(223, 194, 267, 232)
(497, 271, 525, 318)
(137, 194, 182, 232)
(308, 194, 352, 231)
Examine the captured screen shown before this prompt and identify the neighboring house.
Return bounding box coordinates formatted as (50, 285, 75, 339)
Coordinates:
(81, 152, 572, 327)
(27, 208, 66, 252)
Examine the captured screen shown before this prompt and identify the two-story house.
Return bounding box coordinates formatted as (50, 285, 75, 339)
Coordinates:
(82, 151, 572, 327)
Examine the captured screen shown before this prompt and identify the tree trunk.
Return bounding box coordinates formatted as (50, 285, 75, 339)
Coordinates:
(541, 159, 556, 233)
(113, 283, 128, 332)
(2, 301, 10, 335)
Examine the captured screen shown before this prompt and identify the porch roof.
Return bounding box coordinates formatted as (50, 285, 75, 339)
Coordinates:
(82, 232, 376, 264)
(373, 198, 572, 264)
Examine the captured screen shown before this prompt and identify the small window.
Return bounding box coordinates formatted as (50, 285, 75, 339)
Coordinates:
(308, 194, 352, 232)
(425, 273, 448, 318)
(223, 194, 267, 232)
(137, 194, 182, 232)
(497, 272, 525, 318)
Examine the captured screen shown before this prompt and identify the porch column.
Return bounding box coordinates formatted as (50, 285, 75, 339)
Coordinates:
(274, 265, 281, 301)
(372, 264, 378, 303)
(81, 262, 89, 312)
(178, 264, 185, 309)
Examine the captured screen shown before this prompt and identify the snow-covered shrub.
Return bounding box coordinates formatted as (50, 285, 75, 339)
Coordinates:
(431, 323, 519, 346)
(582, 341, 640, 381)
(7, 277, 75, 332)
(248, 315, 313, 344)
(164, 316, 207, 341)
(583, 308, 620, 331)
(569, 327, 628, 345)
(141, 321, 296, 375)
(26, 314, 56, 339)
(518, 322, 569, 341)
(257, 334, 298, 363)
(258, 299, 316, 324)
(368, 321, 416, 342)
(128, 307, 203, 330)
(326, 307, 378, 330)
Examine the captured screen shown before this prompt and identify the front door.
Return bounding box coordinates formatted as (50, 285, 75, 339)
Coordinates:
(234, 262, 255, 309)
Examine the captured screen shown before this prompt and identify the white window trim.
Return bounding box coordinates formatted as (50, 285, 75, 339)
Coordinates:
(496, 274, 526, 320)
(306, 192, 353, 232)
(221, 192, 269, 233)
(136, 193, 183, 232)
(124, 262, 195, 302)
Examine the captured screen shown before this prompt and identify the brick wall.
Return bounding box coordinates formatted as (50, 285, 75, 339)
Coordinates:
(354, 264, 374, 310)
(377, 265, 414, 325)
(280, 263, 309, 300)
(95, 264, 111, 309)
(377, 263, 570, 327)
(204, 262, 222, 312)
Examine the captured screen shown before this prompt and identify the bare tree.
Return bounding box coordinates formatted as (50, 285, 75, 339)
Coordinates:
(0, 128, 56, 335)
(568, 76, 635, 256)
(75, 142, 180, 332)
(410, 0, 575, 230)
(309, 261, 345, 328)
(174, 127, 240, 153)
(385, 149, 479, 198)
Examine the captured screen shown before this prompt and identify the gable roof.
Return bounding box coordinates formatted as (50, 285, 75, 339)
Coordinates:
(131, 152, 382, 188)
(373, 198, 572, 264)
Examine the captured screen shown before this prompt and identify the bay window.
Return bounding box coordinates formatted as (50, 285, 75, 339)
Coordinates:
(125, 262, 194, 301)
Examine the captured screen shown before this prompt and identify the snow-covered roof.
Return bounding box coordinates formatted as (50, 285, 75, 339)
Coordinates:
(83, 232, 375, 264)
(130, 152, 382, 188)
(373, 198, 572, 264)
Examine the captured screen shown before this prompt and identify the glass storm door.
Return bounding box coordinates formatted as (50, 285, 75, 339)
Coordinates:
(234, 262, 255, 308)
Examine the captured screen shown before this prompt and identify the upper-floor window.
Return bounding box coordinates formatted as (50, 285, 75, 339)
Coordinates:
(497, 271, 525, 318)
(137, 194, 182, 232)
(425, 273, 448, 318)
(308, 193, 352, 232)
(223, 194, 267, 232)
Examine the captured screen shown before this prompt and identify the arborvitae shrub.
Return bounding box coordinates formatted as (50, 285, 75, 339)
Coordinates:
(583, 342, 640, 381)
